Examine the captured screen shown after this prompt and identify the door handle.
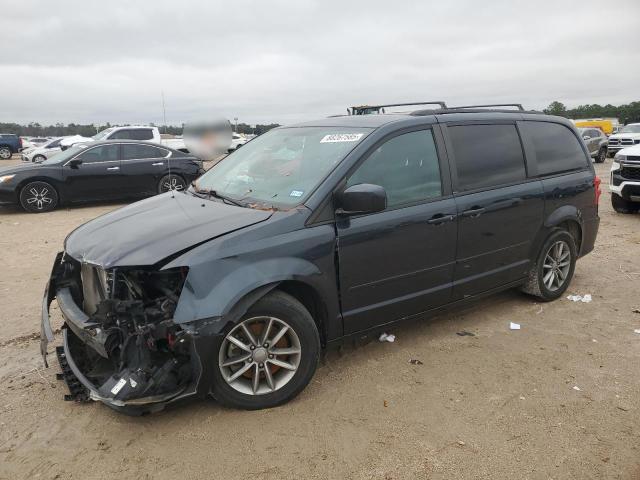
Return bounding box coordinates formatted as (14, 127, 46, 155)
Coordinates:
(152, 162, 164, 166)
(461, 206, 485, 218)
(106, 166, 120, 171)
(426, 214, 457, 225)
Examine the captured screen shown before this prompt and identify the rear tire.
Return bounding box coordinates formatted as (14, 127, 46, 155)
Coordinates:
(0, 147, 11, 159)
(211, 290, 320, 410)
(595, 147, 606, 163)
(158, 174, 186, 193)
(611, 193, 638, 214)
(19, 181, 58, 213)
(521, 229, 577, 302)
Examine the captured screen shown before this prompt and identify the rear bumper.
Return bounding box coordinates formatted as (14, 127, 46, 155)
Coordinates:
(580, 216, 599, 257)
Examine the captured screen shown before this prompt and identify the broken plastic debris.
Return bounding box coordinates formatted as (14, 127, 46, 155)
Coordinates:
(510, 322, 521, 330)
(379, 333, 395, 343)
(566, 294, 592, 303)
(573, 386, 581, 391)
(409, 358, 424, 365)
(634, 329, 640, 335)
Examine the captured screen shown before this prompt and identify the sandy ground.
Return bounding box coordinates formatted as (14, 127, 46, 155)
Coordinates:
(0, 157, 639, 479)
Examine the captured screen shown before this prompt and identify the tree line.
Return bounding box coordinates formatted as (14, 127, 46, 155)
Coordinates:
(543, 101, 640, 124)
(0, 122, 280, 137)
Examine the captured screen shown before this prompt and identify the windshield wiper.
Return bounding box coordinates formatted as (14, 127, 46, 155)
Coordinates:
(190, 182, 245, 207)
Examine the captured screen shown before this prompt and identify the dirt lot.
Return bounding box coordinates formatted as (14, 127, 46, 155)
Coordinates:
(0, 157, 638, 479)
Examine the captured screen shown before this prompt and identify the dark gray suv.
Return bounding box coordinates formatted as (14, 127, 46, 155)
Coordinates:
(41, 103, 601, 414)
(578, 127, 608, 163)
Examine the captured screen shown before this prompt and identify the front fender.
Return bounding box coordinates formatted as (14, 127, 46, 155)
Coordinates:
(173, 257, 323, 326)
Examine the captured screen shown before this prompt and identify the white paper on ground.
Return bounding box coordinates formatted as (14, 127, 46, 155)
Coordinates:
(379, 333, 396, 343)
(510, 322, 521, 330)
(567, 294, 592, 303)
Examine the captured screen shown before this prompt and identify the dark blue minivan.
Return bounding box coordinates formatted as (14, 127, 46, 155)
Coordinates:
(42, 105, 600, 414)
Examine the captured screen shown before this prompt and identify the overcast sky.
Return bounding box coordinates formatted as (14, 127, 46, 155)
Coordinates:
(1, 0, 639, 126)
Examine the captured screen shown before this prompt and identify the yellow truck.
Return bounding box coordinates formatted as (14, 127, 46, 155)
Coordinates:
(573, 119, 616, 135)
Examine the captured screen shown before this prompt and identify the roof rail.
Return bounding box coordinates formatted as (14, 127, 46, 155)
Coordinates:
(451, 103, 525, 111)
(348, 101, 447, 115)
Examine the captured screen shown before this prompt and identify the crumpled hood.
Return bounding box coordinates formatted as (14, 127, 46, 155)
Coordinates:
(64, 192, 273, 268)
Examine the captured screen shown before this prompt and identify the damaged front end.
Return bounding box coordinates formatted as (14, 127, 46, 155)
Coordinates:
(42, 252, 204, 413)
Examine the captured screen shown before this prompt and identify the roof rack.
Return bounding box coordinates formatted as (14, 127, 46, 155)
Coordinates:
(348, 101, 447, 115)
(451, 103, 524, 111)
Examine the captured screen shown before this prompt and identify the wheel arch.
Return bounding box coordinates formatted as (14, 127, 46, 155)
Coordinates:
(173, 257, 332, 345)
(541, 206, 583, 255)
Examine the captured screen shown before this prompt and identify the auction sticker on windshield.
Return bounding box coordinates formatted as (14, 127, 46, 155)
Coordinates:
(320, 133, 364, 143)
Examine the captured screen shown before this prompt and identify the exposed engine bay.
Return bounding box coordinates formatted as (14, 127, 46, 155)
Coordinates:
(47, 254, 197, 409)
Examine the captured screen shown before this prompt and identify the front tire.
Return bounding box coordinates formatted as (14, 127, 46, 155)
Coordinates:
(158, 174, 186, 193)
(211, 290, 320, 410)
(521, 229, 577, 301)
(611, 193, 638, 214)
(0, 147, 12, 159)
(32, 154, 46, 163)
(19, 181, 58, 213)
(595, 147, 606, 163)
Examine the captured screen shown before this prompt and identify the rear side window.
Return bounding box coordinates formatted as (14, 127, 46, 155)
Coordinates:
(131, 129, 154, 141)
(449, 124, 526, 191)
(122, 144, 167, 160)
(521, 122, 588, 176)
(348, 129, 442, 208)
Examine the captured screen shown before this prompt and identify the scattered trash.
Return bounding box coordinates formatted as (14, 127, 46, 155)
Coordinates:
(379, 333, 395, 343)
(566, 294, 592, 303)
(383, 400, 388, 408)
(634, 329, 640, 335)
(409, 358, 423, 365)
(457, 440, 465, 446)
(632, 309, 640, 314)
(572, 386, 581, 391)
(592, 339, 598, 343)
(456, 331, 475, 337)
(519, 396, 525, 400)
(510, 322, 521, 330)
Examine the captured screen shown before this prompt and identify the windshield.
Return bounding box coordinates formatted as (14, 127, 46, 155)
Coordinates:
(621, 124, 640, 134)
(92, 128, 114, 141)
(40, 144, 88, 165)
(195, 126, 372, 207)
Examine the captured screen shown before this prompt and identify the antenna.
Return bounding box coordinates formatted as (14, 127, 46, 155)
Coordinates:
(161, 89, 174, 198)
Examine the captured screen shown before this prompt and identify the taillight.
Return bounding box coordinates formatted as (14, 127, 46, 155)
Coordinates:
(594, 176, 602, 206)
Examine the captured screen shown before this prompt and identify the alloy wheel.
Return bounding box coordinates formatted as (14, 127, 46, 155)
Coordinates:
(0, 148, 11, 159)
(542, 240, 571, 291)
(161, 176, 185, 192)
(26, 185, 54, 210)
(219, 316, 302, 396)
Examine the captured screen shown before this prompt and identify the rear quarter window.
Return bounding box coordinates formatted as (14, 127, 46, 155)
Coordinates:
(521, 121, 589, 176)
(448, 124, 526, 191)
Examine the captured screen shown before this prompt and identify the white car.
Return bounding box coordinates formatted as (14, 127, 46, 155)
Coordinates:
(607, 123, 640, 157)
(60, 126, 188, 152)
(610, 144, 640, 213)
(229, 133, 250, 152)
(21, 137, 65, 162)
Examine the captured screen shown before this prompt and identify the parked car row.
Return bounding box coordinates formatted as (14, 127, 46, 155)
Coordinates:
(0, 140, 203, 212)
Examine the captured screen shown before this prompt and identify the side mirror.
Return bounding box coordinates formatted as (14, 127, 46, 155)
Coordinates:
(336, 183, 387, 216)
(68, 158, 82, 169)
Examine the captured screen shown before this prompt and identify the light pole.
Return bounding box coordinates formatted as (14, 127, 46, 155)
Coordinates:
(234, 117, 238, 133)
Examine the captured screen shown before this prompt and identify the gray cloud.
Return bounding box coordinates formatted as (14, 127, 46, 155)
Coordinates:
(1, 0, 639, 125)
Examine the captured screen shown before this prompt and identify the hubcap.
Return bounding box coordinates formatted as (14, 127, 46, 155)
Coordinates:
(542, 240, 571, 291)
(0, 148, 10, 159)
(219, 316, 301, 396)
(162, 176, 184, 192)
(26, 186, 53, 210)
